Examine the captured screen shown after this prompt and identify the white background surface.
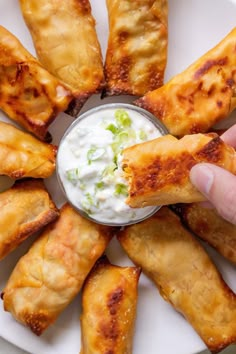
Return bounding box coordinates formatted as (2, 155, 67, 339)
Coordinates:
(0, 0, 236, 354)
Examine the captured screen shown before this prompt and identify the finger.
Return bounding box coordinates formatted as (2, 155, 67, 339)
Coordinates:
(220, 124, 236, 148)
(190, 163, 236, 224)
(197, 201, 214, 209)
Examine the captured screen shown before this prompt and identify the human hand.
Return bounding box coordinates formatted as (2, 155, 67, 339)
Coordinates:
(190, 124, 236, 224)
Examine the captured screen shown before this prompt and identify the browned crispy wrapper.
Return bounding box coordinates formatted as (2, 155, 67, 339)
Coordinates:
(117, 207, 236, 353)
(0, 25, 72, 140)
(1, 203, 114, 335)
(173, 203, 236, 265)
(122, 133, 236, 207)
(104, 0, 168, 96)
(0, 179, 59, 260)
(80, 256, 141, 354)
(135, 27, 236, 137)
(0, 121, 57, 179)
(20, 0, 104, 116)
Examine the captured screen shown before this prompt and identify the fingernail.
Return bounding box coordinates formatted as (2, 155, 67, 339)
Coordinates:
(190, 164, 214, 195)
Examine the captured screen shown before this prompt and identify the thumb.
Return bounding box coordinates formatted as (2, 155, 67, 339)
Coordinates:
(190, 163, 236, 225)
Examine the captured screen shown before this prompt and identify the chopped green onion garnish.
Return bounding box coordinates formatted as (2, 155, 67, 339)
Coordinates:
(115, 109, 131, 128)
(111, 131, 129, 154)
(66, 168, 79, 185)
(87, 147, 105, 164)
(95, 181, 105, 190)
(81, 201, 92, 215)
(102, 163, 117, 176)
(86, 192, 95, 206)
(106, 123, 119, 135)
(79, 182, 86, 191)
(81, 192, 95, 215)
(111, 141, 120, 155)
(113, 154, 118, 167)
(139, 130, 148, 141)
(117, 131, 129, 143)
(114, 183, 128, 196)
(127, 128, 136, 140)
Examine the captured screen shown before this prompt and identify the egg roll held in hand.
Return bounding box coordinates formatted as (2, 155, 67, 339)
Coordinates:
(122, 133, 236, 207)
(0, 179, 59, 261)
(0, 121, 57, 179)
(172, 203, 236, 265)
(117, 207, 236, 354)
(135, 27, 236, 137)
(0, 26, 72, 141)
(20, 0, 104, 116)
(104, 0, 168, 96)
(1, 203, 114, 335)
(80, 256, 141, 354)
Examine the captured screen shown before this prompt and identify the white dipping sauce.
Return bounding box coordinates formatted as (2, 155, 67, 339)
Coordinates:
(57, 105, 163, 225)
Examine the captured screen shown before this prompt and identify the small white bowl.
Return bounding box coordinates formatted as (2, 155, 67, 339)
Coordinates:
(56, 103, 168, 226)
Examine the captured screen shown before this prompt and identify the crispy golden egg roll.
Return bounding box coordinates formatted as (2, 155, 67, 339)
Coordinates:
(117, 207, 236, 353)
(104, 0, 168, 96)
(80, 256, 141, 354)
(20, 0, 104, 116)
(122, 133, 236, 207)
(0, 179, 59, 261)
(173, 203, 236, 265)
(0, 121, 57, 179)
(1, 203, 114, 335)
(135, 27, 236, 136)
(0, 26, 72, 140)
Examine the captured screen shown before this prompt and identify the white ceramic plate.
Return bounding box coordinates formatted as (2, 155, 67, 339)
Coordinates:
(0, 1, 236, 354)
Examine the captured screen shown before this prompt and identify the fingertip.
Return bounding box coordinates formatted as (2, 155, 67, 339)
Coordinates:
(190, 163, 214, 196)
(220, 124, 236, 148)
(191, 164, 236, 225)
(197, 201, 214, 209)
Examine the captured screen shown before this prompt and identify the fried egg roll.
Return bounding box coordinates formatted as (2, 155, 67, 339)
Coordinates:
(0, 26, 72, 140)
(122, 133, 236, 207)
(2, 203, 114, 335)
(20, 0, 104, 116)
(0, 179, 59, 260)
(104, 0, 168, 96)
(135, 27, 236, 137)
(117, 207, 236, 353)
(0, 121, 57, 179)
(80, 256, 141, 354)
(173, 203, 236, 265)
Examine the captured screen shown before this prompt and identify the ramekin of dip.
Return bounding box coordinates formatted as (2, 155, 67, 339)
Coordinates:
(56, 103, 168, 226)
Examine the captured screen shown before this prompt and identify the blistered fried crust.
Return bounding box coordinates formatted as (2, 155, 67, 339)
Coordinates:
(0, 26, 72, 140)
(0, 121, 57, 179)
(104, 0, 168, 96)
(2, 203, 114, 335)
(122, 133, 236, 207)
(80, 256, 141, 354)
(117, 207, 236, 353)
(20, 0, 104, 116)
(0, 179, 59, 260)
(173, 203, 236, 265)
(135, 27, 236, 136)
